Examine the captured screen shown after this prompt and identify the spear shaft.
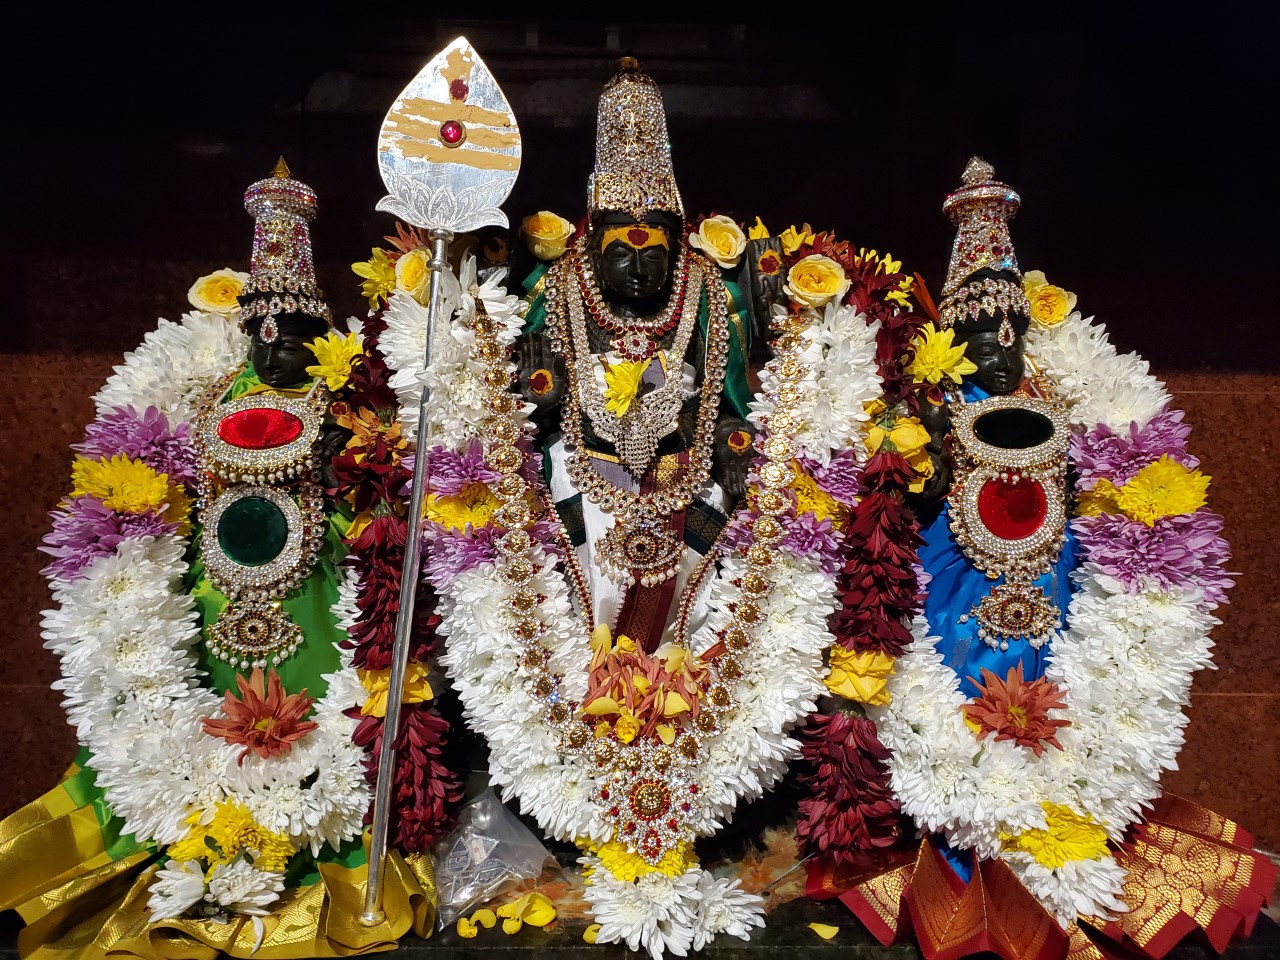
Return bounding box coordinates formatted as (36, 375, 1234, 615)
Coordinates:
(361, 228, 453, 925)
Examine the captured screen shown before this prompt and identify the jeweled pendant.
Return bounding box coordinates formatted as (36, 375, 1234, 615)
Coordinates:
(207, 599, 303, 669)
(970, 578, 1059, 651)
(595, 515, 684, 586)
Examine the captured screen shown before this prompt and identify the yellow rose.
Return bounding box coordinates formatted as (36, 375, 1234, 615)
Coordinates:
(521, 210, 575, 261)
(395, 247, 432, 303)
(824, 647, 895, 706)
(187, 268, 249, 316)
(1022, 269, 1077, 327)
(784, 254, 851, 309)
(614, 713, 641, 744)
(688, 215, 746, 269)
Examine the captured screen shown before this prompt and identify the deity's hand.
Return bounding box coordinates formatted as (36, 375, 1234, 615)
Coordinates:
(318, 419, 352, 494)
(713, 416, 756, 499)
(517, 331, 567, 418)
(912, 398, 952, 505)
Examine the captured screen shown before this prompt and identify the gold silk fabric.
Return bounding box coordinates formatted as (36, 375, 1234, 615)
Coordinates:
(0, 776, 436, 960)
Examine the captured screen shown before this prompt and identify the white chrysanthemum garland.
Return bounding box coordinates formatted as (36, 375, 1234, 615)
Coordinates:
(40, 307, 372, 923)
(381, 259, 882, 957)
(869, 306, 1224, 924)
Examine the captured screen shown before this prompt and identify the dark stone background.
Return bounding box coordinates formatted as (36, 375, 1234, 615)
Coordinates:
(3, 17, 1276, 853)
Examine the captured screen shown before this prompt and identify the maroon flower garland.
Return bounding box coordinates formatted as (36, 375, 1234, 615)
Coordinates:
(333, 311, 464, 850)
(790, 236, 935, 876)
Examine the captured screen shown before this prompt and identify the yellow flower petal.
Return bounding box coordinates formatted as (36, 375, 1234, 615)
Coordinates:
(583, 923, 602, 944)
(501, 918, 523, 935)
(582, 697, 622, 717)
(456, 917, 478, 939)
(471, 908, 497, 929)
(662, 689, 692, 717)
(615, 635, 637, 654)
(747, 216, 770, 240)
(656, 723, 677, 745)
(521, 893, 557, 927)
(496, 894, 528, 920)
(809, 922, 840, 940)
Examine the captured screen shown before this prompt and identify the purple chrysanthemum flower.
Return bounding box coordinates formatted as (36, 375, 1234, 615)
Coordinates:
(802, 449, 863, 505)
(423, 524, 499, 589)
(422, 517, 561, 591)
(40, 496, 178, 581)
(1072, 409, 1198, 490)
(1073, 511, 1234, 606)
(422, 440, 502, 497)
(780, 512, 845, 573)
(75, 406, 198, 488)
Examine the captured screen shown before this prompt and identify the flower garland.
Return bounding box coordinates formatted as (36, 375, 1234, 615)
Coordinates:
(864, 277, 1230, 924)
(329, 305, 466, 851)
(38, 270, 461, 926)
(379, 219, 885, 956)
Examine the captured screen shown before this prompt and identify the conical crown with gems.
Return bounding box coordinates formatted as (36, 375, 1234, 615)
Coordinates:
(237, 158, 332, 335)
(588, 58, 684, 221)
(937, 157, 1031, 342)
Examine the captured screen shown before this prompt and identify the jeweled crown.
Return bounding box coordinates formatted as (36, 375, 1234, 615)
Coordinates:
(588, 58, 684, 221)
(938, 157, 1030, 341)
(238, 158, 331, 331)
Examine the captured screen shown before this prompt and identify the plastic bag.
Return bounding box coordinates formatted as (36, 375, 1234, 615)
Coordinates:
(432, 787, 557, 926)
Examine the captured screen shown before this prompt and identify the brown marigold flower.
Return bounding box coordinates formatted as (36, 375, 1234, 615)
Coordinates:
(963, 663, 1070, 757)
(203, 668, 318, 765)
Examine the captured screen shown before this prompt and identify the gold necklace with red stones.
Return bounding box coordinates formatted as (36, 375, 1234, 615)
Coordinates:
(572, 237, 691, 360)
(545, 254, 729, 586)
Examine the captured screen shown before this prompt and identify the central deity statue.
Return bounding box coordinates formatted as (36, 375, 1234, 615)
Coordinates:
(517, 58, 756, 651)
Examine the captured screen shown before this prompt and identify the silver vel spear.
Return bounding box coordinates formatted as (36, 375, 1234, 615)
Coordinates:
(360, 36, 522, 925)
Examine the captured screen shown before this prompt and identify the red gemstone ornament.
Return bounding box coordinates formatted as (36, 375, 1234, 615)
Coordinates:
(439, 120, 466, 146)
(218, 408, 305, 450)
(977, 476, 1047, 541)
(449, 78, 469, 101)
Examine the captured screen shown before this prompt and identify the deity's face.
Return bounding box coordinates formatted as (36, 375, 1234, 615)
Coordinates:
(593, 213, 676, 305)
(962, 330, 1026, 395)
(249, 324, 318, 389)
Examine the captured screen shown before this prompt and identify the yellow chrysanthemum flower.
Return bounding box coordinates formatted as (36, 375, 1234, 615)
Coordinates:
(305, 331, 364, 392)
(163, 483, 194, 537)
(824, 646, 895, 705)
(778, 222, 816, 254)
(352, 248, 396, 308)
(602, 358, 650, 417)
(425, 482, 500, 531)
(594, 839, 696, 882)
(71, 455, 171, 515)
(1003, 802, 1109, 869)
(1075, 478, 1123, 517)
(1114, 456, 1211, 526)
(790, 468, 849, 526)
(906, 324, 978, 385)
(358, 661, 434, 717)
(172, 800, 294, 872)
